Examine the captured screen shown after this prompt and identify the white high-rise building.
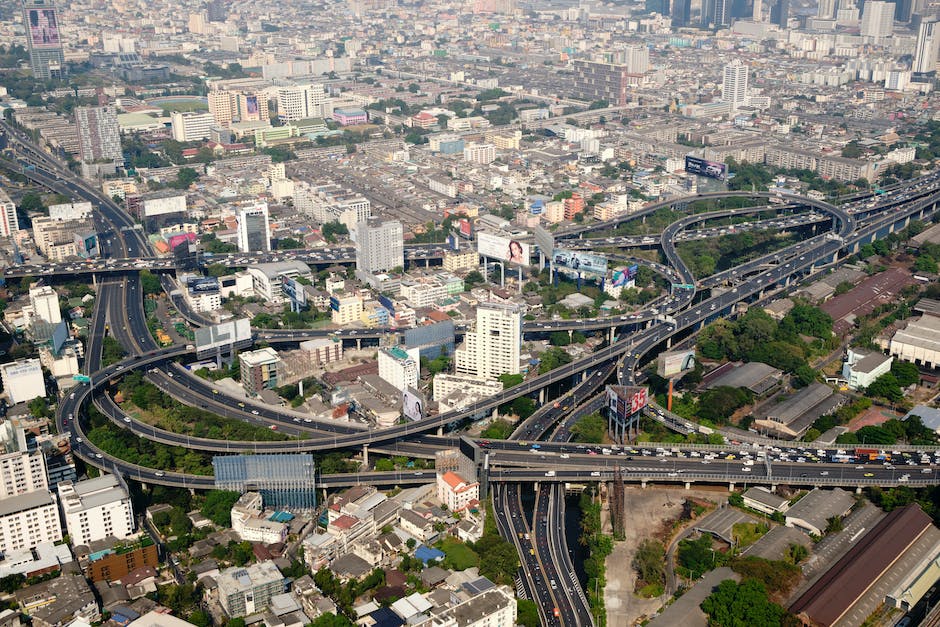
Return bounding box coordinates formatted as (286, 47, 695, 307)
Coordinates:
(817, 0, 837, 18)
(455, 303, 522, 381)
(621, 44, 649, 74)
(236, 203, 271, 253)
(0, 491, 62, 553)
(0, 420, 49, 499)
(276, 84, 326, 121)
(861, 0, 894, 39)
(721, 60, 749, 110)
(171, 111, 214, 142)
(355, 218, 404, 274)
(914, 20, 939, 75)
(0, 188, 18, 237)
(0, 359, 46, 405)
(29, 285, 61, 325)
(58, 475, 134, 547)
(378, 347, 420, 391)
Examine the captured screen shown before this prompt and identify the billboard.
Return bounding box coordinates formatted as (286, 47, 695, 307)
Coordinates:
(685, 156, 727, 181)
(280, 276, 307, 307)
(552, 248, 608, 277)
(378, 294, 395, 313)
(607, 385, 649, 418)
(611, 265, 639, 287)
(457, 218, 473, 239)
(75, 233, 98, 258)
(534, 225, 554, 257)
(447, 233, 459, 251)
(477, 231, 531, 266)
(188, 277, 220, 293)
(27, 8, 61, 49)
(657, 350, 696, 378)
(142, 194, 187, 218)
(194, 318, 252, 355)
(245, 95, 259, 116)
(403, 387, 426, 422)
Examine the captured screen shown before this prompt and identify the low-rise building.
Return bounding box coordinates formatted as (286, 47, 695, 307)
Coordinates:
(436, 472, 479, 512)
(785, 488, 855, 536)
(15, 573, 99, 627)
(842, 348, 893, 390)
(0, 359, 46, 405)
(230, 492, 288, 545)
(78, 534, 159, 583)
(741, 487, 790, 515)
(216, 561, 285, 618)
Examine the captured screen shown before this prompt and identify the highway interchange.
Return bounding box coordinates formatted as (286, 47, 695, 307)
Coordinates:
(6, 120, 940, 624)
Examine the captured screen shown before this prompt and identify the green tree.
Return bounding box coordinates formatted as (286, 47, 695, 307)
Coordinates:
(464, 270, 485, 288)
(308, 614, 354, 627)
(825, 516, 844, 534)
(140, 270, 162, 296)
(631, 539, 665, 586)
(701, 579, 787, 626)
(516, 599, 540, 627)
(480, 419, 514, 440)
(538, 347, 573, 374)
(891, 360, 920, 387)
(571, 412, 607, 444)
(200, 491, 241, 526)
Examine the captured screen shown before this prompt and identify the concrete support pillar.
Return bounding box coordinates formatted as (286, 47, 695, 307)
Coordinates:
(425, 259, 430, 268)
(492, 407, 499, 420)
(609, 327, 615, 344)
(437, 426, 443, 436)
(356, 339, 361, 351)
(770, 485, 776, 492)
(539, 389, 545, 404)
(728, 482, 735, 492)
(666, 337, 672, 349)
(362, 445, 369, 468)
(568, 329, 573, 341)
(684, 482, 691, 490)
(856, 486, 863, 494)
(640, 480, 647, 489)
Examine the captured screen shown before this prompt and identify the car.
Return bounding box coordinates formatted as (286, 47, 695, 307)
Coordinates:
(212, 389, 219, 394)
(560, 454, 569, 459)
(95, 453, 103, 459)
(820, 471, 829, 476)
(252, 410, 260, 415)
(238, 402, 246, 408)
(75, 437, 83, 443)
(413, 471, 423, 476)
(590, 471, 600, 477)
(123, 417, 131, 423)
(864, 472, 874, 477)
(269, 425, 278, 430)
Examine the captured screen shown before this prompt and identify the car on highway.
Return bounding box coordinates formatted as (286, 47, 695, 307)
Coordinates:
(864, 472, 874, 477)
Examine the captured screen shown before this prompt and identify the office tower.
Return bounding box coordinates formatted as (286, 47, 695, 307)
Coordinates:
(722, 59, 749, 109)
(455, 303, 522, 380)
(74, 106, 122, 163)
(913, 20, 939, 75)
(730, 0, 752, 19)
(672, 0, 692, 24)
(208, 90, 269, 127)
(861, 0, 895, 38)
(239, 347, 282, 395)
(0, 188, 19, 237)
(645, 0, 670, 14)
(571, 59, 641, 106)
(771, 0, 790, 25)
(378, 347, 420, 391)
(29, 285, 61, 325)
(896, 0, 913, 19)
(170, 111, 214, 141)
(355, 218, 404, 274)
(754, 0, 764, 20)
(818, 0, 838, 18)
(276, 84, 326, 122)
(236, 203, 271, 253)
(207, 0, 227, 21)
(22, 0, 65, 79)
(58, 475, 134, 546)
(701, 0, 731, 26)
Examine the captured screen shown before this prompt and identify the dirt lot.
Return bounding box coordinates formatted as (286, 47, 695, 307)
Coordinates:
(604, 486, 723, 627)
(846, 406, 902, 430)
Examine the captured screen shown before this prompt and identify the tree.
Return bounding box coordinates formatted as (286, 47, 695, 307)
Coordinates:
(701, 578, 787, 626)
(825, 516, 844, 534)
(169, 167, 200, 189)
(516, 599, 540, 627)
(18, 192, 45, 213)
(200, 490, 240, 526)
(865, 373, 904, 403)
(481, 419, 514, 439)
(571, 412, 607, 443)
(786, 542, 809, 565)
(891, 360, 920, 388)
(140, 270, 162, 296)
(309, 613, 354, 627)
(322, 221, 349, 243)
(538, 347, 573, 374)
(464, 270, 485, 288)
(632, 539, 665, 586)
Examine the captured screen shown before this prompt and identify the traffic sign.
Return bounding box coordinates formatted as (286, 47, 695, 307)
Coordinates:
(73, 374, 91, 383)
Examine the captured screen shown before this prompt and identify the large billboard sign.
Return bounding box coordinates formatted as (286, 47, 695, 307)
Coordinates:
(194, 318, 252, 355)
(188, 277, 220, 293)
(534, 225, 554, 257)
(657, 350, 696, 378)
(280, 276, 307, 307)
(27, 8, 61, 49)
(552, 248, 608, 277)
(245, 95, 259, 116)
(607, 385, 649, 419)
(477, 231, 531, 266)
(403, 387, 426, 422)
(457, 218, 473, 239)
(685, 156, 727, 181)
(611, 265, 639, 287)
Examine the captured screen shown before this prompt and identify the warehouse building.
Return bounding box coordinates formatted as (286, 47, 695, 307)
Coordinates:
(883, 314, 940, 369)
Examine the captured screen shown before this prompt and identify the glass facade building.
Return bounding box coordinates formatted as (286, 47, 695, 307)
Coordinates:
(213, 454, 317, 511)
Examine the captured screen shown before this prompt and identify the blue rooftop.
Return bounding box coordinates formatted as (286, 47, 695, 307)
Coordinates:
(414, 545, 445, 565)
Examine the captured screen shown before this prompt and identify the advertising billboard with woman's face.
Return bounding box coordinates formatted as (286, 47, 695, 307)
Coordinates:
(477, 232, 531, 266)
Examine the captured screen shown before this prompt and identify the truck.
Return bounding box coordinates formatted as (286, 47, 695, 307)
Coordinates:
(855, 447, 879, 461)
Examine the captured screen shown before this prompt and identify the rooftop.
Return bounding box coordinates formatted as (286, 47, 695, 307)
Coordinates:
(0, 489, 56, 517)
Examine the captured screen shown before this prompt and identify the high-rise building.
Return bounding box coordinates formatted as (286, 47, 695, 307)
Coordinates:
(896, 0, 914, 21)
(355, 218, 404, 274)
(571, 59, 642, 106)
(770, 0, 790, 26)
(378, 346, 420, 391)
(861, 0, 895, 39)
(0, 421, 48, 499)
(0, 188, 19, 237)
(0, 491, 62, 553)
(818, 0, 838, 18)
(620, 44, 650, 74)
(722, 59, 749, 109)
(206, 0, 227, 21)
(701, 0, 732, 26)
(208, 90, 269, 127)
(645, 0, 670, 14)
(455, 303, 522, 381)
(22, 0, 65, 80)
(236, 203, 271, 253)
(29, 285, 61, 325)
(276, 84, 326, 121)
(913, 20, 939, 76)
(170, 111, 214, 142)
(0, 359, 45, 405)
(74, 106, 122, 163)
(58, 475, 135, 547)
(672, 0, 692, 25)
(753, 0, 764, 20)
